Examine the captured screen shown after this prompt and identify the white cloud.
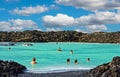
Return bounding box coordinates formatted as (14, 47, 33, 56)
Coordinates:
(86, 25, 107, 32)
(76, 11, 120, 25)
(11, 5, 48, 15)
(43, 12, 120, 26)
(50, 4, 60, 10)
(42, 11, 120, 32)
(42, 14, 75, 26)
(75, 29, 87, 33)
(0, 19, 40, 31)
(55, 0, 120, 11)
(0, 22, 11, 31)
(46, 28, 62, 32)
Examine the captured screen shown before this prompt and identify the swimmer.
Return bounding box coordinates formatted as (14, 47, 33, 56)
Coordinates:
(58, 47, 62, 51)
(8, 47, 11, 50)
(31, 57, 37, 64)
(70, 50, 73, 54)
(74, 59, 78, 64)
(67, 58, 70, 64)
(87, 58, 90, 62)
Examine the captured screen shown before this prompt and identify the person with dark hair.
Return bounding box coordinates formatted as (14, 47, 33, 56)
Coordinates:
(67, 58, 70, 64)
(70, 50, 73, 54)
(58, 47, 62, 51)
(74, 59, 78, 64)
(87, 58, 90, 62)
(8, 47, 11, 50)
(31, 57, 37, 64)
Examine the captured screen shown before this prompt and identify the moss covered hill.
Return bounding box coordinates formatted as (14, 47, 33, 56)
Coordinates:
(0, 30, 120, 43)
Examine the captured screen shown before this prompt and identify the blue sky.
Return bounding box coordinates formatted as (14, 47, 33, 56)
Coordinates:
(0, 0, 120, 32)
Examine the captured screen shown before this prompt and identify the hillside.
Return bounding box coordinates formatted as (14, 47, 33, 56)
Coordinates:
(0, 31, 120, 43)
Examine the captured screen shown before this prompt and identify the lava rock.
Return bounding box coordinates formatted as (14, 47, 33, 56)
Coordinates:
(87, 56, 120, 77)
(0, 60, 26, 77)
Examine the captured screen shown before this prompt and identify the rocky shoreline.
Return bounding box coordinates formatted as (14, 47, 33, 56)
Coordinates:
(87, 56, 120, 77)
(0, 60, 26, 77)
(0, 56, 120, 77)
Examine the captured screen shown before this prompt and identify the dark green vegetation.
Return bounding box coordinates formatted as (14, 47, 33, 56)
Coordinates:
(0, 30, 120, 43)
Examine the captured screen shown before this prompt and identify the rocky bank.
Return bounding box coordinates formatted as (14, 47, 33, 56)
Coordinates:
(0, 31, 120, 43)
(0, 60, 26, 77)
(87, 56, 120, 77)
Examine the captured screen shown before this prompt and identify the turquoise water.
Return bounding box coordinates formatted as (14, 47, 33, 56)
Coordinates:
(0, 42, 120, 73)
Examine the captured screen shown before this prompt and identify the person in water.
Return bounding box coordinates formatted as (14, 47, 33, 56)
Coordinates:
(8, 47, 11, 50)
(87, 58, 90, 62)
(70, 50, 73, 54)
(31, 57, 37, 64)
(58, 47, 62, 51)
(67, 58, 70, 64)
(74, 59, 78, 64)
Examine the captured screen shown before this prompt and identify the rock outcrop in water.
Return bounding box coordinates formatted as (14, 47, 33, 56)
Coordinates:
(87, 56, 120, 77)
(0, 60, 26, 77)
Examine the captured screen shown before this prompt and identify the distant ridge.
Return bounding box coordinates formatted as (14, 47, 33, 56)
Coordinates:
(0, 30, 120, 43)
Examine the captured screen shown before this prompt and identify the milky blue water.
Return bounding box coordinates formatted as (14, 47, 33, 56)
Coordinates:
(0, 42, 120, 73)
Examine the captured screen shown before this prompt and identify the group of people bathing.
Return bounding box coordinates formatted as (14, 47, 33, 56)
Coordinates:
(58, 47, 90, 64)
(58, 47, 74, 54)
(31, 48, 90, 65)
(67, 57, 90, 64)
(67, 58, 78, 64)
(31, 57, 90, 65)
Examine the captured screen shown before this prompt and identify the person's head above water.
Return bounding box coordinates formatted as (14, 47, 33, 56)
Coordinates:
(70, 50, 73, 54)
(32, 57, 36, 61)
(58, 47, 62, 51)
(74, 59, 78, 64)
(67, 58, 70, 63)
(31, 57, 37, 64)
(87, 58, 90, 62)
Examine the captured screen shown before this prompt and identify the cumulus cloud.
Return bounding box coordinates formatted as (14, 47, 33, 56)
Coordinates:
(42, 11, 120, 32)
(75, 29, 87, 33)
(46, 28, 62, 32)
(75, 11, 120, 25)
(55, 0, 120, 11)
(42, 14, 75, 26)
(0, 22, 11, 31)
(11, 5, 48, 15)
(0, 19, 40, 31)
(50, 4, 58, 9)
(86, 25, 107, 32)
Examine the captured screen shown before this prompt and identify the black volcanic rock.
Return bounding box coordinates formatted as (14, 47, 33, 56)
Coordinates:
(87, 56, 120, 77)
(0, 60, 26, 77)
